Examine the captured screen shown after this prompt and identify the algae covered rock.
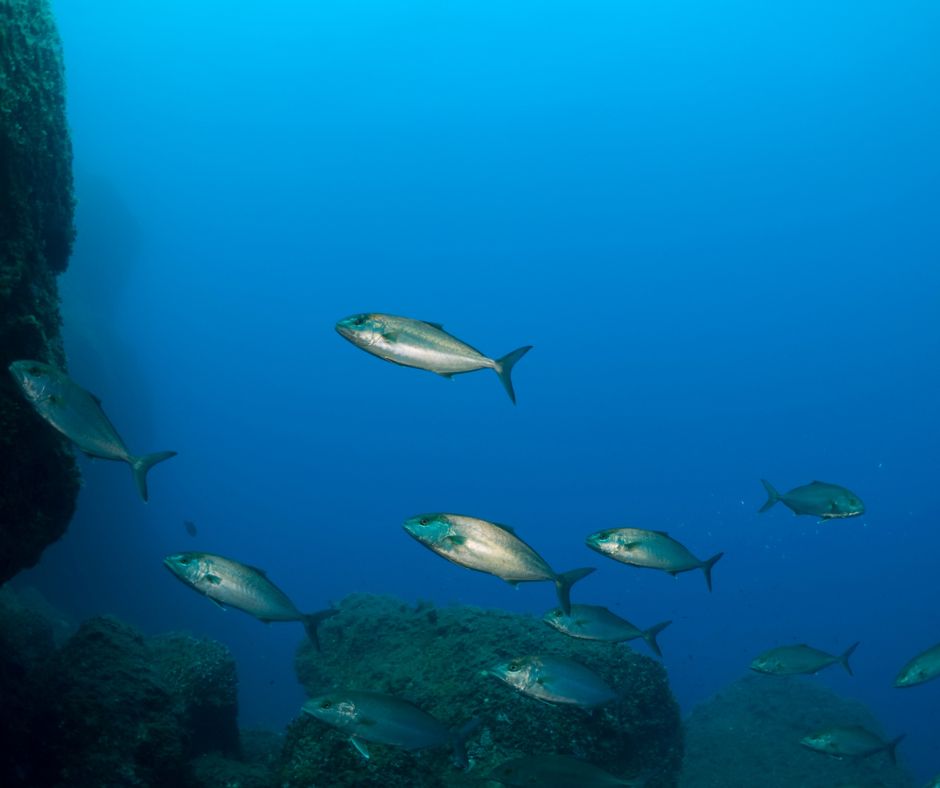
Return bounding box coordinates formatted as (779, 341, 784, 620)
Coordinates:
(0, 0, 80, 584)
(282, 593, 682, 787)
(680, 674, 916, 788)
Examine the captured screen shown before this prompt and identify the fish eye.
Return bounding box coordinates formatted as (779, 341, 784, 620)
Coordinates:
(508, 662, 520, 672)
(419, 517, 430, 526)
(179, 557, 191, 565)
(354, 316, 365, 326)
(320, 700, 332, 709)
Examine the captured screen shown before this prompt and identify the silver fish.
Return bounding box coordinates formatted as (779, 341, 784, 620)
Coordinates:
(403, 513, 594, 614)
(8, 360, 177, 501)
(758, 479, 865, 519)
(750, 642, 859, 676)
(302, 690, 478, 767)
(335, 313, 532, 403)
(487, 753, 642, 787)
(894, 641, 940, 688)
(585, 528, 723, 591)
(487, 654, 617, 708)
(800, 726, 905, 763)
(543, 604, 671, 657)
(163, 552, 336, 649)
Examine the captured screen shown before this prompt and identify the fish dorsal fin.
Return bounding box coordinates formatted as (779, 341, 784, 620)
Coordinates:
(90, 392, 103, 405)
(653, 529, 670, 537)
(422, 320, 444, 330)
(811, 480, 831, 486)
(246, 564, 267, 577)
(495, 522, 516, 534)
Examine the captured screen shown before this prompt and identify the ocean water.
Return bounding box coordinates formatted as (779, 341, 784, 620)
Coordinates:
(16, 0, 939, 781)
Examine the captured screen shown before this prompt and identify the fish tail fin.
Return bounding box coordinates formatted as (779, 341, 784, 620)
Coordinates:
(839, 641, 860, 676)
(886, 733, 905, 764)
(302, 608, 340, 651)
(131, 451, 177, 502)
(449, 717, 481, 769)
(701, 552, 724, 592)
(758, 479, 780, 513)
(642, 620, 672, 658)
(492, 345, 533, 404)
(554, 567, 595, 614)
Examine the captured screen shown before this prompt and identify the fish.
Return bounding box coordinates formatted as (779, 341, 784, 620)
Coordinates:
(926, 775, 940, 788)
(162, 552, 337, 649)
(486, 654, 617, 708)
(543, 604, 671, 658)
(8, 360, 177, 501)
(184, 520, 197, 537)
(750, 642, 859, 676)
(894, 641, 940, 688)
(301, 690, 479, 767)
(487, 753, 641, 787)
(758, 479, 865, 519)
(585, 528, 723, 591)
(800, 726, 905, 763)
(335, 313, 532, 403)
(403, 513, 594, 614)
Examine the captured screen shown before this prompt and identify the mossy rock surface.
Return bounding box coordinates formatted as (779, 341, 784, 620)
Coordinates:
(680, 674, 916, 788)
(0, 0, 79, 584)
(282, 592, 682, 787)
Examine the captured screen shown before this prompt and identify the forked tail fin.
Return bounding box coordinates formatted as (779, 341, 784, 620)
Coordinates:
(131, 451, 177, 502)
(642, 620, 672, 658)
(758, 479, 780, 513)
(302, 608, 340, 651)
(885, 733, 905, 765)
(493, 345, 533, 404)
(839, 641, 860, 676)
(701, 552, 724, 592)
(449, 717, 481, 768)
(554, 567, 595, 614)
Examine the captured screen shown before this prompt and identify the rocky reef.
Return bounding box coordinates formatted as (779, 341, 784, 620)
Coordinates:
(680, 674, 916, 788)
(284, 592, 684, 787)
(0, 0, 80, 583)
(0, 587, 244, 788)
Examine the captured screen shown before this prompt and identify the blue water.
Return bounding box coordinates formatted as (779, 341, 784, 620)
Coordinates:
(17, 0, 939, 781)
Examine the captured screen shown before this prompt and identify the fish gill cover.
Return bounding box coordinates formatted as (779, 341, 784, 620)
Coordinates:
(1, 0, 939, 787)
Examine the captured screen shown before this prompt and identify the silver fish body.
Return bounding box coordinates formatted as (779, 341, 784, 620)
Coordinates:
(585, 527, 723, 591)
(8, 360, 176, 501)
(163, 552, 335, 647)
(894, 642, 940, 688)
(336, 313, 532, 403)
(759, 479, 865, 519)
(750, 642, 859, 676)
(403, 513, 593, 613)
(302, 690, 476, 767)
(800, 726, 904, 763)
(487, 654, 617, 708)
(543, 604, 671, 657)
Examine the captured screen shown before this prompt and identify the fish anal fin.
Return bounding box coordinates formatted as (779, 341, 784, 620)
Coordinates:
(209, 597, 226, 611)
(350, 736, 370, 759)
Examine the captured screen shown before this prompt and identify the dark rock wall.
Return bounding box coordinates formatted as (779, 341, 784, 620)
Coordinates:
(0, 0, 80, 582)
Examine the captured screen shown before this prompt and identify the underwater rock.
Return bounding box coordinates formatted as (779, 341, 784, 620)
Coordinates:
(0, 0, 80, 584)
(680, 674, 916, 788)
(283, 593, 682, 787)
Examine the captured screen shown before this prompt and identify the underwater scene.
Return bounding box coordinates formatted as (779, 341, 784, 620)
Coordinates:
(1, 1, 938, 786)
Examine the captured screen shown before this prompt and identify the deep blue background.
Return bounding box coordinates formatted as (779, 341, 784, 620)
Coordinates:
(16, 0, 939, 780)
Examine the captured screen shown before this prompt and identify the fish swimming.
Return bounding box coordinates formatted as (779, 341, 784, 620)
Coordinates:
(184, 520, 197, 537)
(543, 604, 672, 658)
(403, 513, 594, 614)
(585, 528, 723, 591)
(800, 726, 905, 763)
(302, 690, 479, 767)
(335, 313, 532, 403)
(750, 642, 859, 676)
(487, 753, 641, 787)
(758, 479, 865, 519)
(163, 552, 337, 649)
(8, 360, 177, 501)
(487, 654, 617, 708)
(894, 641, 940, 687)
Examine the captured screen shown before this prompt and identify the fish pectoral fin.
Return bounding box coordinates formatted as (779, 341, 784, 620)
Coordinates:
(444, 534, 466, 546)
(350, 736, 370, 759)
(381, 331, 399, 343)
(206, 574, 223, 585)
